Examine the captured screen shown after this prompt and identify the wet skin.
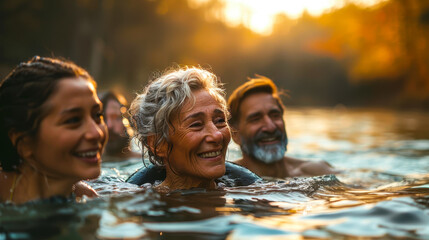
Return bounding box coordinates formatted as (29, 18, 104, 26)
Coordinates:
(28, 77, 107, 182)
(0, 77, 107, 203)
(105, 99, 126, 139)
(232, 92, 336, 178)
(233, 92, 286, 151)
(158, 89, 231, 191)
(104, 99, 130, 157)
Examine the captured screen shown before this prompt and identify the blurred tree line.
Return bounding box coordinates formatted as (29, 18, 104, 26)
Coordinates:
(1, 0, 429, 108)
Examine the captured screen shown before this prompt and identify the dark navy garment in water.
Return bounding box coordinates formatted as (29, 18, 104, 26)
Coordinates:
(126, 161, 261, 187)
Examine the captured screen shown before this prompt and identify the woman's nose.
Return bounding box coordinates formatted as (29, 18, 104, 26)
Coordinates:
(85, 119, 106, 141)
(205, 122, 223, 144)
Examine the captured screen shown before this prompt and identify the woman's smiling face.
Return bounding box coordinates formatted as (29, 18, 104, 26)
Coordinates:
(28, 77, 107, 182)
(166, 89, 231, 182)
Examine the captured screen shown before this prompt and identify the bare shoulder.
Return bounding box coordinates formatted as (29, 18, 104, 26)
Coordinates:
(283, 156, 307, 167)
(284, 156, 336, 177)
(299, 160, 336, 176)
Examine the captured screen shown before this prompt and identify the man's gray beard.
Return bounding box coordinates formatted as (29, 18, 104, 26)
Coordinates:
(241, 134, 287, 164)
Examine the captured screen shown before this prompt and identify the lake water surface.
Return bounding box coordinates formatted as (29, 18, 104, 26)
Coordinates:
(1, 107, 429, 239)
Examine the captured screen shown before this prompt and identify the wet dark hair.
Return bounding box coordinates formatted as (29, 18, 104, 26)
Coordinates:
(0, 56, 95, 171)
(98, 90, 128, 116)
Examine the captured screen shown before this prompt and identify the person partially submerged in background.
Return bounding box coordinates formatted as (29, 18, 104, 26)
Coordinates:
(228, 75, 336, 178)
(0, 56, 106, 204)
(99, 90, 140, 161)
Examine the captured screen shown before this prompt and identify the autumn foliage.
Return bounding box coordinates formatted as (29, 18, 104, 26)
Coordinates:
(1, 0, 429, 108)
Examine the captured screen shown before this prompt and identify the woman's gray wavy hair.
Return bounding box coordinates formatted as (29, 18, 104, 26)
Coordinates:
(129, 66, 229, 166)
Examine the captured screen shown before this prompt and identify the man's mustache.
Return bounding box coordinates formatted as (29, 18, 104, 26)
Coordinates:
(253, 129, 285, 142)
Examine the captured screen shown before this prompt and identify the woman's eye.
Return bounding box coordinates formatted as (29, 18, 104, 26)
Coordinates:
(189, 122, 203, 128)
(64, 117, 81, 125)
(215, 117, 226, 125)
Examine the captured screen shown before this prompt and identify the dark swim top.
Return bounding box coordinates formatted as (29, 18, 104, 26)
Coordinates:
(126, 161, 261, 187)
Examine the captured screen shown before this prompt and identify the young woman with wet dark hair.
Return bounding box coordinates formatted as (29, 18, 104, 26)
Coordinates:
(0, 56, 107, 204)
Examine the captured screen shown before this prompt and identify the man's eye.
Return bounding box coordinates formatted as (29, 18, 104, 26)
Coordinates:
(248, 117, 260, 122)
(271, 113, 282, 119)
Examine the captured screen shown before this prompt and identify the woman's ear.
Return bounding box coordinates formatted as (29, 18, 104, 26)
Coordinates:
(8, 130, 35, 161)
(147, 135, 168, 158)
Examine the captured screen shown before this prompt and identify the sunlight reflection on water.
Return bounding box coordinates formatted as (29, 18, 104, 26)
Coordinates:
(1, 107, 429, 239)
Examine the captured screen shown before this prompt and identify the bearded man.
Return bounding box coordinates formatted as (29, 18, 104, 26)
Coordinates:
(228, 75, 336, 178)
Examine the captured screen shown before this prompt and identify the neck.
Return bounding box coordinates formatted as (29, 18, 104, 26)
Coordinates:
(240, 153, 286, 178)
(12, 163, 76, 204)
(158, 168, 216, 192)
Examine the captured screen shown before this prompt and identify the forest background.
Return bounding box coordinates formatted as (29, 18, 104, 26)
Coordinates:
(1, 0, 429, 109)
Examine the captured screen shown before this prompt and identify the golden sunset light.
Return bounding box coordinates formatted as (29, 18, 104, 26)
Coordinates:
(3, 0, 429, 239)
(191, 0, 389, 34)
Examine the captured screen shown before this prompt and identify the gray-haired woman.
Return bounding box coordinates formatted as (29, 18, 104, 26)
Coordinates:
(129, 67, 231, 192)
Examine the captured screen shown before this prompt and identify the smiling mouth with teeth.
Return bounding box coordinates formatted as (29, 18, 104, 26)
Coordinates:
(74, 150, 99, 158)
(198, 150, 222, 158)
(259, 137, 277, 142)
